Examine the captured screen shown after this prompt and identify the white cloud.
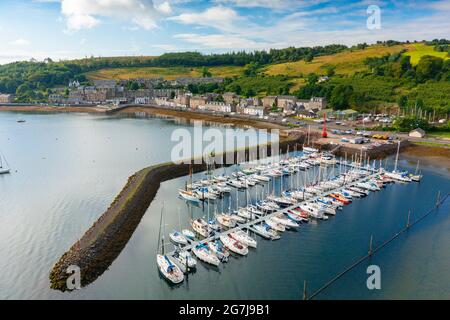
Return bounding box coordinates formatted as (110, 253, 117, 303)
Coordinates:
(156, 1, 172, 14)
(168, 6, 242, 32)
(61, 0, 171, 31)
(428, 0, 450, 11)
(11, 38, 31, 46)
(174, 33, 271, 50)
(214, 0, 330, 10)
(152, 44, 178, 51)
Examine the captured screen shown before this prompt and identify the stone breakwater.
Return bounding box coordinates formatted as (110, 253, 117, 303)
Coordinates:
(49, 133, 308, 291)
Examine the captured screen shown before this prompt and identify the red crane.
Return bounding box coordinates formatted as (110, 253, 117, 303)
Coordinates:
(322, 112, 328, 138)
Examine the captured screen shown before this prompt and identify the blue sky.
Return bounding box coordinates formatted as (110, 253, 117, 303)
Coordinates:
(0, 0, 449, 64)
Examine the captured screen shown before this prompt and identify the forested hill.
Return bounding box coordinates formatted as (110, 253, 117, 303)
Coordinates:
(0, 44, 347, 95)
(0, 39, 449, 115)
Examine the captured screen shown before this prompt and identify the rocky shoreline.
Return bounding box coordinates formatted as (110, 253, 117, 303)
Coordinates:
(49, 132, 309, 291)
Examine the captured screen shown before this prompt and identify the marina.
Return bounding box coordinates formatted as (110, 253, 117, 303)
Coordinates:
(159, 148, 422, 285)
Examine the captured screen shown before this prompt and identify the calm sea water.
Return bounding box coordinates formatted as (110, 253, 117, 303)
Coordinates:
(0, 111, 449, 300)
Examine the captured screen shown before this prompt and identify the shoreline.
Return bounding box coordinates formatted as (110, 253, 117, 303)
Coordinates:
(115, 105, 288, 131)
(3, 105, 449, 163)
(401, 144, 450, 171)
(0, 105, 107, 113)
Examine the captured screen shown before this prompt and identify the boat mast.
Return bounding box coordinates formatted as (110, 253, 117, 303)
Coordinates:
(394, 141, 400, 172)
(158, 204, 165, 255)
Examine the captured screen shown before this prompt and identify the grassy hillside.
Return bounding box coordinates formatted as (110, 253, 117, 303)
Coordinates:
(404, 43, 449, 65)
(264, 44, 414, 77)
(85, 65, 244, 80)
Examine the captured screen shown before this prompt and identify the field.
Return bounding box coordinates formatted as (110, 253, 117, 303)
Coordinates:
(404, 43, 449, 65)
(86, 65, 244, 80)
(264, 44, 414, 77)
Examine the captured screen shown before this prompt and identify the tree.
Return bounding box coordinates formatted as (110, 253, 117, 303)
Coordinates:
(329, 84, 354, 110)
(170, 91, 176, 99)
(416, 55, 443, 82)
(326, 65, 336, 77)
(246, 88, 256, 97)
(392, 116, 430, 132)
(202, 67, 212, 77)
(304, 53, 314, 62)
(307, 73, 318, 85)
(397, 95, 408, 109)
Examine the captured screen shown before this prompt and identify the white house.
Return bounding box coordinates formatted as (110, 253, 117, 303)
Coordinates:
(243, 106, 265, 117)
(409, 128, 426, 138)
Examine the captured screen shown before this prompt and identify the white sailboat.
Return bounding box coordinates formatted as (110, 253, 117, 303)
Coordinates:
(169, 230, 188, 245)
(230, 229, 257, 248)
(156, 206, 184, 284)
(219, 234, 248, 256)
(0, 152, 11, 175)
(410, 160, 423, 182)
(171, 247, 197, 272)
(192, 243, 221, 266)
(383, 141, 412, 183)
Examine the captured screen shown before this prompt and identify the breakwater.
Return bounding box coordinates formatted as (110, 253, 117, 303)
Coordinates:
(49, 133, 308, 291)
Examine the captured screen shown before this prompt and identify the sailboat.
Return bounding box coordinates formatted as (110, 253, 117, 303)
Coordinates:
(219, 234, 248, 256)
(409, 160, 423, 182)
(0, 152, 11, 175)
(192, 243, 221, 266)
(156, 206, 184, 284)
(383, 141, 412, 183)
(169, 208, 189, 245)
(171, 247, 197, 272)
(230, 229, 257, 248)
(179, 164, 200, 203)
(303, 125, 319, 154)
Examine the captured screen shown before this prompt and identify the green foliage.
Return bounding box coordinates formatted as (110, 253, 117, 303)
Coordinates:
(225, 75, 291, 96)
(415, 55, 443, 82)
(392, 116, 430, 132)
(202, 67, 212, 77)
(329, 84, 354, 110)
(126, 81, 141, 90)
(397, 95, 408, 108)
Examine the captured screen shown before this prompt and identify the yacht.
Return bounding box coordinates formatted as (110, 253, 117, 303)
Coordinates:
(216, 213, 237, 228)
(169, 231, 188, 245)
(271, 213, 299, 228)
(300, 203, 328, 220)
(220, 234, 248, 256)
(208, 241, 230, 262)
(303, 146, 319, 154)
(265, 217, 286, 232)
(192, 243, 220, 266)
(178, 189, 200, 203)
(236, 207, 252, 220)
(230, 230, 257, 248)
(191, 218, 212, 238)
(286, 209, 308, 223)
(254, 223, 281, 240)
(182, 229, 195, 240)
(171, 249, 197, 272)
(0, 152, 10, 175)
(156, 254, 184, 284)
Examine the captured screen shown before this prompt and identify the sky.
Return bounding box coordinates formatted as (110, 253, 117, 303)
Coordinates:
(0, 0, 449, 64)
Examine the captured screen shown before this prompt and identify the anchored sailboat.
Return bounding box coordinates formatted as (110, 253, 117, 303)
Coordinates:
(0, 151, 11, 175)
(156, 205, 184, 284)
